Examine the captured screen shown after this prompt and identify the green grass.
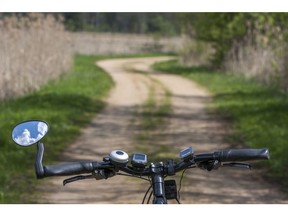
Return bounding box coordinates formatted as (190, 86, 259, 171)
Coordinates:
(152, 59, 288, 187)
(0, 54, 115, 203)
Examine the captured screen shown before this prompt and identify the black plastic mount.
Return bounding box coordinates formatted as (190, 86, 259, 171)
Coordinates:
(35, 142, 45, 179)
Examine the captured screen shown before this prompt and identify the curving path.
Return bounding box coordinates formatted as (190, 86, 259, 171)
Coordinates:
(38, 57, 288, 204)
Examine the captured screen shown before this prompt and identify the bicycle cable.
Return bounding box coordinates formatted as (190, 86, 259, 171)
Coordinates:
(116, 173, 150, 182)
(142, 184, 152, 204)
(147, 190, 153, 204)
(178, 168, 188, 201)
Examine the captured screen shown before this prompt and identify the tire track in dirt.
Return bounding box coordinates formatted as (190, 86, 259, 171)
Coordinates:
(38, 57, 288, 204)
(37, 57, 171, 203)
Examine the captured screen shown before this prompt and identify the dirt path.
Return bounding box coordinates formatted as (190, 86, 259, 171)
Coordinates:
(38, 57, 288, 204)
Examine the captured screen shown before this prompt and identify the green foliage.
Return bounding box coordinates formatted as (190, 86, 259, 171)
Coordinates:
(62, 13, 181, 36)
(181, 13, 246, 66)
(153, 59, 288, 188)
(181, 13, 288, 68)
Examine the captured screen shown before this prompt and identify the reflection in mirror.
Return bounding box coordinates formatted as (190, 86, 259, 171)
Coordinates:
(12, 120, 48, 146)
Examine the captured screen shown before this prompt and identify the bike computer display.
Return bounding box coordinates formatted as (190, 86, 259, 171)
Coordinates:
(179, 146, 193, 159)
(131, 153, 148, 168)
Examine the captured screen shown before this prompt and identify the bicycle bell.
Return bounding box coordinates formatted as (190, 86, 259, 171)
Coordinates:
(109, 150, 129, 166)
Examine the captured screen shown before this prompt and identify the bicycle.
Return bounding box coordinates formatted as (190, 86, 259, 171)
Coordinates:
(12, 120, 270, 204)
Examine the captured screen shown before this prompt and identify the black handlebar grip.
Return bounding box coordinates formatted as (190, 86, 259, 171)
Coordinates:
(43, 161, 94, 177)
(216, 148, 270, 162)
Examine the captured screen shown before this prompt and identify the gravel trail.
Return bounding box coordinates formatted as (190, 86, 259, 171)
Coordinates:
(38, 57, 288, 204)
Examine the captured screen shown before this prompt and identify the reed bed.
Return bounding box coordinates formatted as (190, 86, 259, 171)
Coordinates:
(224, 26, 288, 93)
(0, 14, 73, 100)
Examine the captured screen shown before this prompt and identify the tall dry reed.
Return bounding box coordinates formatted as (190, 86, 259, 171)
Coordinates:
(0, 13, 73, 99)
(178, 35, 214, 67)
(224, 24, 288, 92)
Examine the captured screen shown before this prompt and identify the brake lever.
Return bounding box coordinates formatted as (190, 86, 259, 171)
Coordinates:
(222, 162, 251, 169)
(63, 175, 93, 186)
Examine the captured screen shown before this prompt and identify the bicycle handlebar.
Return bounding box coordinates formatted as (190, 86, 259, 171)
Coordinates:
(218, 148, 269, 162)
(39, 161, 115, 178)
(13, 121, 270, 204)
(43, 162, 95, 177)
(194, 148, 270, 163)
(35, 143, 269, 179)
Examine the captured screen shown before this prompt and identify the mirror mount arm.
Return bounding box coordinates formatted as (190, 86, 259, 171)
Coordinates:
(35, 142, 45, 179)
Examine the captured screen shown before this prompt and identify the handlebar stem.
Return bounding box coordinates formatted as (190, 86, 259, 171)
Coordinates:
(150, 163, 167, 204)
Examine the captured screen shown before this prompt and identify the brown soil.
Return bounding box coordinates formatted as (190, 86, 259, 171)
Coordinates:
(38, 57, 288, 204)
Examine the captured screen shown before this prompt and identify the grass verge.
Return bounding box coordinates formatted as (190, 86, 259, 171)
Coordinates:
(152, 59, 288, 188)
(0, 54, 115, 203)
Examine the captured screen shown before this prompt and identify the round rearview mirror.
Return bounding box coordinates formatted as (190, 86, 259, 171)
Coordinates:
(12, 120, 49, 146)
